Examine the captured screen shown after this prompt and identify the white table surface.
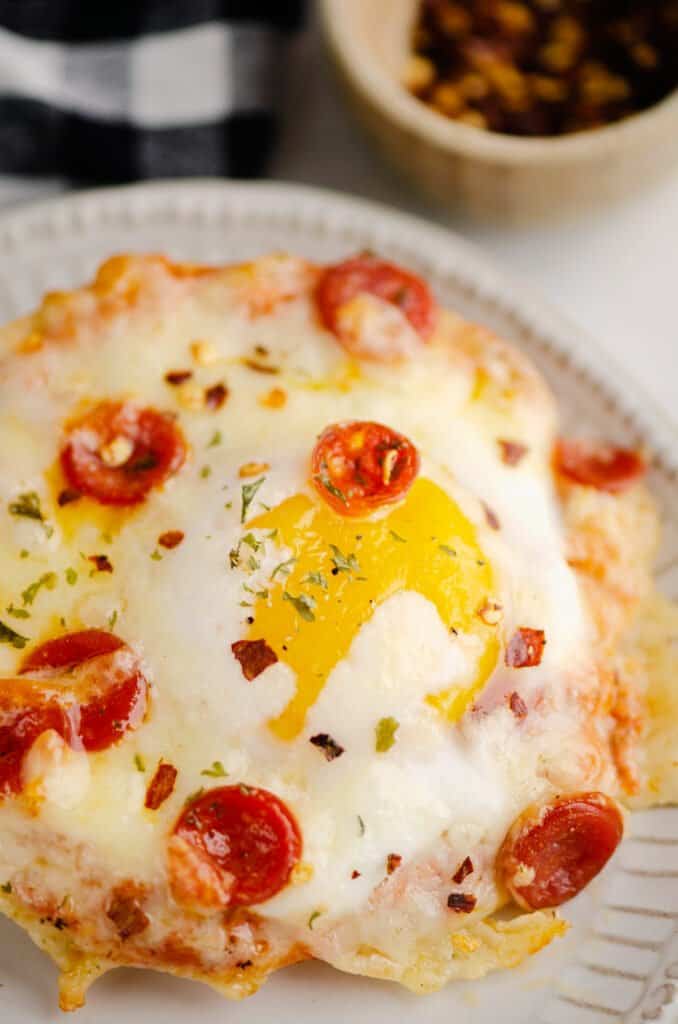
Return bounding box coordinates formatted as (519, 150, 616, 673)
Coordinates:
(272, 15, 678, 434)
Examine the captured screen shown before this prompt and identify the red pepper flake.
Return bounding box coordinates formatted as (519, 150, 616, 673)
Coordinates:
(88, 554, 113, 574)
(447, 892, 477, 913)
(165, 370, 194, 386)
(244, 358, 280, 375)
(309, 733, 344, 761)
(482, 502, 501, 530)
(386, 853, 403, 875)
(509, 691, 528, 719)
(205, 382, 229, 410)
(452, 856, 474, 884)
(498, 440, 528, 466)
(351, 869, 361, 879)
(158, 530, 185, 550)
(144, 762, 178, 810)
(57, 487, 81, 507)
(231, 638, 278, 681)
(259, 387, 287, 409)
(107, 888, 150, 940)
(505, 628, 546, 669)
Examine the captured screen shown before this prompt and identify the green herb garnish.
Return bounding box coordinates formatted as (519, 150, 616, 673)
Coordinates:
(283, 591, 316, 622)
(389, 530, 407, 543)
(303, 571, 328, 590)
(22, 572, 57, 607)
(241, 477, 265, 523)
(9, 492, 52, 536)
(271, 557, 296, 580)
(329, 545, 361, 575)
(0, 620, 29, 649)
(150, 549, 162, 561)
(439, 544, 457, 558)
(134, 754, 146, 772)
(200, 761, 228, 778)
(65, 568, 77, 586)
(200, 465, 212, 479)
(6, 604, 29, 619)
(308, 910, 322, 930)
(207, 430, 222, 448)
(108, 610, 118, 630)
(314, 473, 347, 506)
(375, 716, 399, 753)
(357, 815, 366, 836)
(8, 491, 43, 521)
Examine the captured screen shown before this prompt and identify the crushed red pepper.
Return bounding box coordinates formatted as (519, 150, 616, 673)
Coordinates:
(88, 554, 113, 574)
(145, 762, 178, 811)
(231, 638, 278, 681)
(386, 853, 403, 875)
(509, 691, 529, 718)
(107, 887, 150, 940)
(498, 439, 528, 466)
(205, 382, 229, 410)
(165, 370, 193, 386)
(452, 855, 474, 884)
(243, 358, 280, 375)
(407, 0, 678, 136)
(309, 733, 345, 761)
(506, 627, 546, 668)
(447, 891, 477, 913)
(482, 502, 501, 530)
(158, 530, 185, 550)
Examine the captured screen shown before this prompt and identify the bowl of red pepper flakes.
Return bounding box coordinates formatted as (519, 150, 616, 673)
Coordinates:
(321, 0, 678, 222)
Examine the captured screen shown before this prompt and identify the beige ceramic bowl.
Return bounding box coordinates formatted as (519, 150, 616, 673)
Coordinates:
(320, 0, 678, 223)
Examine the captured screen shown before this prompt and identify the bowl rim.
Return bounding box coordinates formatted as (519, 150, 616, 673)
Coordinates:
(320, 0, 678, 166)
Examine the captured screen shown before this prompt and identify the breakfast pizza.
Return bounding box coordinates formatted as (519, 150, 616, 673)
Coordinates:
(0, 251, 676, 1010)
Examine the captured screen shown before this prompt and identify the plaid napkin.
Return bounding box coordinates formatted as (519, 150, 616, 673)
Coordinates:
(0, 1, 305, 206)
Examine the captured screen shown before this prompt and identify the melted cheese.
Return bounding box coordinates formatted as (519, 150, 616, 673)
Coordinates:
(0, 255, 603, 968)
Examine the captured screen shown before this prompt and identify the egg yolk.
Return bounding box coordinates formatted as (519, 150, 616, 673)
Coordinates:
(248, 477, 498, 740)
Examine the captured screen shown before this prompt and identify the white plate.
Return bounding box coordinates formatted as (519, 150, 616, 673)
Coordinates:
(0, 181, 676, 1024)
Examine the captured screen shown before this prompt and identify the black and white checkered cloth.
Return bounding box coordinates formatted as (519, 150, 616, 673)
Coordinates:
(0, 1, 306, 206)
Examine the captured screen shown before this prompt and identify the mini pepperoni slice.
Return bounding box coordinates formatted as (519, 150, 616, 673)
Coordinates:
(0, 631, 148, 798)
(0, 699, 74, 797)
(315, 254, 437, 360)
(311, 421, 419, 517)
(21, 628, 123, 674)
(173, 785, 302, 907)
(20, 628, 147, 749)
(61, 401, 187, 506)
(76, 669, 148, 752)
(554, 438, 646, 495)
(500, 793, 624, 911)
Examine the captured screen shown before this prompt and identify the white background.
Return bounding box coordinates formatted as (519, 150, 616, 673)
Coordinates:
(272, 14, 678, 433)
